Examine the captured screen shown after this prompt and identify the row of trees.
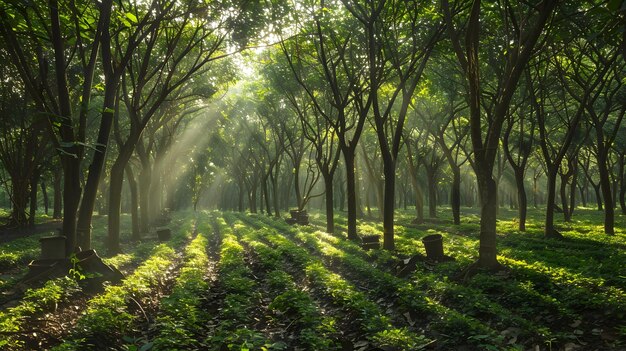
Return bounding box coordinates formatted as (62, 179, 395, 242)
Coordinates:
(0, 0, 288, 254)
(204, 0, 625, 271)
(1, 0, 624, 272)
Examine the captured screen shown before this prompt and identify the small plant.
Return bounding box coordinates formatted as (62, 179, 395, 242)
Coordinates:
(53, 215, 196, 350)
(68, 253, 86, 281)
(0, 277, 79, 350)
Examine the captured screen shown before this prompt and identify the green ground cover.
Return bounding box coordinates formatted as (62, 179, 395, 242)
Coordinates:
(0, 207, 623, 350)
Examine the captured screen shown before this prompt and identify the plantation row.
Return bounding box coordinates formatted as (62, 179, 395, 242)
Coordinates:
(0, 209, 625, 350)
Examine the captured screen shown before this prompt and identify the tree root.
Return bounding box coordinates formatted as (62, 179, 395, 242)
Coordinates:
(545, 228, 564, 240)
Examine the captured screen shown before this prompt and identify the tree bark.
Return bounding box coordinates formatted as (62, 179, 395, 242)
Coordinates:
(138, 164, 152, 232)
(514, 169, 527, 231)
(107, 164, 124, 254)
(125, 166, 140, 241)
(62, 161, 81, 253)
(237, 179, 244, 212)
(270, 167, 280, 218)
(566, 159, 577, 220)
(343, 150, 358, 240)
(477, 175, 499, 268)
(76, 81, 117, 250)
(560, 174, 571, 222)
(593, 183, 603, 211)
(53, 168, 62, 219)
(9, 178, 29, 227)
(405, 140, 424, 223)
(250, 183, 258, 213)
(41, 181, 49, 215)
(382, 159, 396, 250)
(323, 173, 335, 234)
(450, 169, 461, 225)
(29, 169, 40, 226)
(426, 168, 438, 218)
(597, 152, 614, 234)
(262, 173, 271, 216)
(618, 156, 626, 215)
(544, 168, 563, 239)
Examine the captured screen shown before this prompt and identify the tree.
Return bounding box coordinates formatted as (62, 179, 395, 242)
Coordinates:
(502, 71, 536, 231)
(443, 0, 558, 269)
(560, 35, 625, 235)
(106, 0, 234, 253)
(0, 63, 48, 227)
(263, 52, 342, 231)
(0, 0, 115, 253)
(343, 0, 443, 249)
(281, 1, 369, 239)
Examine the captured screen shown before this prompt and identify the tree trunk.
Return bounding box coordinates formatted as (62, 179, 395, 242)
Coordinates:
(107, 163, 124, 255)
(9, 178, 29, 227)
(324, 173, 335, 234)
(597, 152, 614, 235)
(593, 183, 603, 211)
(110, 131, 146, 251)
(569, 171, 577, 219)
(407, 153, 424, 223)
(533, 173, 539, 208)
(375, 181, 384, 219)
(53, 168, 62, 219)
(617, 154, 625, 214)
(41, 181, 49, 215)
(125, 166, 140, 241)
(250, 184, 257, 213)
(343, 150, 358, 240)
(355, 156, 364, 219)
(366, 187, 372, 217)
(271, 169, 280, 218)
(477, 175, 499, 268)
(514, 169, 527, 231)
(544, 168, 563, 239)
(76, 80, 117, 250)
(427, 169, 437, 218)
(237, 180, 244, 212)
(63, 158, 82, 254)
(382, 164, 396, 250)
(293, 158, 302, 209)
(263, 174, 271, 216)
(579, 177, 588, 207)
(138, 165, 152, 233)
(29, 169, 39, 226)
(619, 177, 626, 215)
(560, 175, 571, 222)
(451, 169, 461, 225)
(148, 170, 162, 222)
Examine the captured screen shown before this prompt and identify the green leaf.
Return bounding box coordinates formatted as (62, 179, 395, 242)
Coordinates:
(125, 12, 138, 24)
(139, 342, 154, 351)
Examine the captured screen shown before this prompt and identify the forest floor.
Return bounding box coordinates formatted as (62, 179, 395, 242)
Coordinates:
(0, 207, 624, 350)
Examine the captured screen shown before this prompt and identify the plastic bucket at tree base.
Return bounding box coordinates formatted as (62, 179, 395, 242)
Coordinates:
(39, 235, 66, 260)
(422, 234, 444, 261)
